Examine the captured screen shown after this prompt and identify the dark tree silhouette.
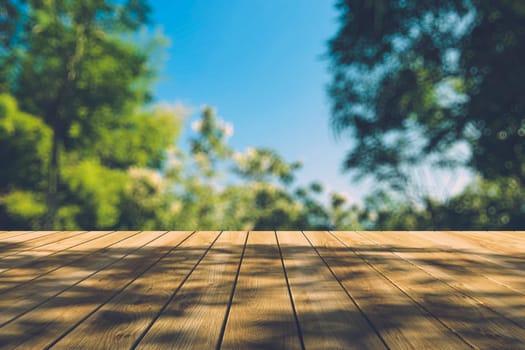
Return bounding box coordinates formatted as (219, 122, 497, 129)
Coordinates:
(328, 0, 525, 188)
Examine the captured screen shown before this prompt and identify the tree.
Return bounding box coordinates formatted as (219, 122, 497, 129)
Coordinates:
(0, 94, 51, 228)
(1, 1, 363, 231)
(159, 107, 358, 230)
(328, 0, 525, 188)
(5, 0, 155, 227)
(358, 176, 525, 230)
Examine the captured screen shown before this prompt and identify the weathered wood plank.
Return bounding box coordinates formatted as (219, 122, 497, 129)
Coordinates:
(303, 231, 472, 350)
(220, 231, 302, 350)
(279, 231, 388, 349)
(0, 231, 30, 239)
(497, 231, 525, 243)
(0, 231, 150, 327)
(0, 231, 56, 244)
(445, 231, 525, 254)
(134, 231, 246, 350)
(0, 230, 87, 258)
(0, 231, 38, 258)
(0, 231, 113, 274)
(0, 231, 523, 349)
(336, 231, 525, 349)
(415, 231, 525, 258)
(362, 231, 525, 328)
(411, 231, 525, 289)
(0, 230, 132, 292)
(48, 231, 213, 349)
(0, 231, 180, 349)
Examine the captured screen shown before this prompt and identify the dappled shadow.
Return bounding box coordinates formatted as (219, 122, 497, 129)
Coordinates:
(0, 231, 523, 349)
(322, 232, 525, 348)
(0, 241, 25, 255)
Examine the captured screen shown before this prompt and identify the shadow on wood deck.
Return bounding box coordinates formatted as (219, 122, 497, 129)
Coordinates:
(0, 230, 523, 349)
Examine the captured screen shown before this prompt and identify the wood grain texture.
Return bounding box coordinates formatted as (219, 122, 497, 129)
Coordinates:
(136, 231, 246, 350)
(0, 231, 86, 258)
(445, 231, 525, 255)
(0, 231, 172, 349)
(496, 231, 525, 243)
(0, 230, 133, 293)
(0, 231, 30, 239)
(220, 231, 302, 350)
(411, 231, 525, 292)
(359, 231, 525, 328)
(303, 231, 471, 350)
(0, 231, 113, 274)
(279, 231, 388, 350)
(335, 231, 525, 349)
(0, 231, 56, 244)
(415, 231, 525, 261)
(50, 231, 206, 349)
(0, 231, 523, 349)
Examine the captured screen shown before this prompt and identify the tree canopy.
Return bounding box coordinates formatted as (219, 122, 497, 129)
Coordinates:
(328, 0, 525, 188)
(1, 0, 159, 227)
(3, 0, 523, 230)
(0, 1, 359, 230)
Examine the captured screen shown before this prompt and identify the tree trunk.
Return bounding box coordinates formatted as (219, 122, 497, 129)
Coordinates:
(44, 129, 60, 229)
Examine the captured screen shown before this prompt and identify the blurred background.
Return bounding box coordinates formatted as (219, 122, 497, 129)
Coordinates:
(1, 0, 524, 230)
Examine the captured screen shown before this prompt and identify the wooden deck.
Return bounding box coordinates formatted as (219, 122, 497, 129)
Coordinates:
(0, 231, 524, 349)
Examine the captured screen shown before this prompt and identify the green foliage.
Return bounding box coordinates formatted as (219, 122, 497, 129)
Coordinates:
(233, 148, 301, 185)
(1, 0, 182, 230)
(3, 0, 159, 227)
(61, 159, 127, 229)
(328, 0, 525, 186)
(189, 107, 233, 177)
(0, 94, 51, 190)
(118, 167, 173, 230)
(0, 1, 361, 230)
(326, 0, 525, 229)
(430, 177, 525, 229)
(2, 191, 47, 229)
(360, 177, 525, 230)
(14, 0, 154, 143)
(165, 108, 309, 229)
(0, 99, 183, 229)
(94, 106, 183, 169)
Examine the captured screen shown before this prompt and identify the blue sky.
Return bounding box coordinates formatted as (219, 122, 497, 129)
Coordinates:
(149, 0, 366, 202)
(149, 0, 475, 205)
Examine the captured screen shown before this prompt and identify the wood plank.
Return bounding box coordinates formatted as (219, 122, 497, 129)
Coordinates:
(410, 231, 525, 288)
(302, 231, 472, 350)
(361, 231, 525, 328)
(220, 231, 302, 350)
(0, 231, 114, 274)
(0, 230, 131, 292)
(129, 231, 246, 350)
(0, 230, 56, 242)
(0, 230, 521, 349)
(0, 230, 87, 258)
(335, 231, 525, 349)
(47, 231, 213, 350)
(0, 231, 29, 239)
(368, 231, 525, 277)
(497, 231, 525, 243)
(279, 231, 388, 349)
(47, 231, 215, 349)
(444, 231, 525, 255)
(469, 231, 525, 245)
(416, 231, 525, 259)
(0, 231, 188, 349)
(0, 231, 150, 326)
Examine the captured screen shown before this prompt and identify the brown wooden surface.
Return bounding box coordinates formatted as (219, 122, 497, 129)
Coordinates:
(0, 231, 523, 349)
